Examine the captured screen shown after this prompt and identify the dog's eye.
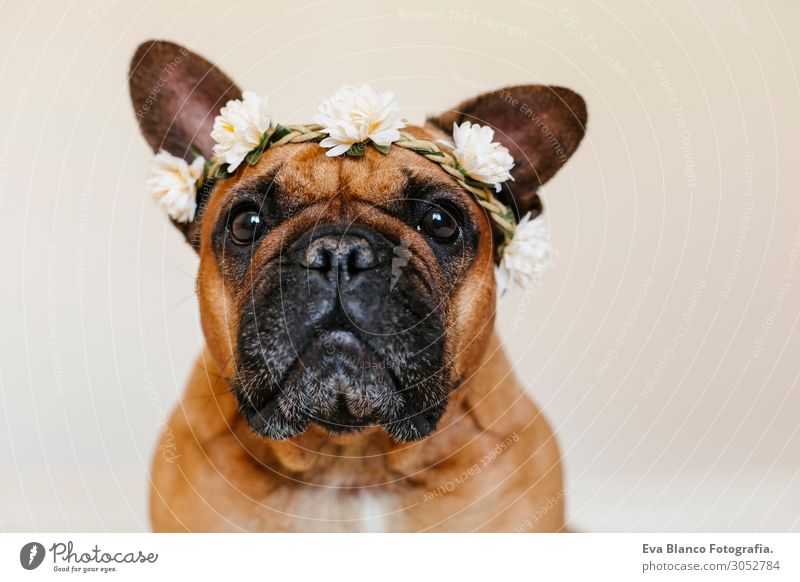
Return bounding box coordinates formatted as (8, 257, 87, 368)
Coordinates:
(228, 205, 265, 245)
(419, 202, 461, 242)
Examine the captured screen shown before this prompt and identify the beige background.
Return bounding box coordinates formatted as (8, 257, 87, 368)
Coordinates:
(0, 0, 798, 531)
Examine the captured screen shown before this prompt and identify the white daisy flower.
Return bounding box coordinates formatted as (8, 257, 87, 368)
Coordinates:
(314, 84, 405, 156)
(147, 150, 205, 223)
(452, 121, 514, 191)
(496, 212, 553, 294)
(211, 90, 271, 172)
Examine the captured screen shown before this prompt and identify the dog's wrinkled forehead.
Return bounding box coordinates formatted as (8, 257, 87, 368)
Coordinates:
(210, 128, 458, 210)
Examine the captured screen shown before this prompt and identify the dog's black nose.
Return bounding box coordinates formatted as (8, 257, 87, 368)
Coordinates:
(302, 234, 377, 280)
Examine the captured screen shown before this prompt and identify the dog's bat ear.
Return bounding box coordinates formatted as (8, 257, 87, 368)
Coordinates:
(129, 40, 240, 247)
(129, 40, 241, 160)
(428, 85, 587, 219)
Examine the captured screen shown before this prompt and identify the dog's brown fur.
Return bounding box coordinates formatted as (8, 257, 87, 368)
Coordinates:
(131, 40, 586, 532)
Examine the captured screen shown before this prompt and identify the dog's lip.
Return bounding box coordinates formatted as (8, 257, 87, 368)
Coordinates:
(319, 329, 366, 352)
(296, 328, 378, 366)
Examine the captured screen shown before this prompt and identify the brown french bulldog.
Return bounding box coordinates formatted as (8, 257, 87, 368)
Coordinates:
(129, 40, 586, 532)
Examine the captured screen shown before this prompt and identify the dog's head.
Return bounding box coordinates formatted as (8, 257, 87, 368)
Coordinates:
(129, 40, 586, 442)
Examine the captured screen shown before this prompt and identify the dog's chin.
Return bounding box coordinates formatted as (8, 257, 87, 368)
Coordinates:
(238, 330, 447, 443)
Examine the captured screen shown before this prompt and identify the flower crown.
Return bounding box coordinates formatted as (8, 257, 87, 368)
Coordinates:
(146, 84, 552, 293)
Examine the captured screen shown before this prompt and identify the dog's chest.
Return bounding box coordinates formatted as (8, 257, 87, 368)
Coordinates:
(287, 486, 394, 533)
(345, 491, 393, 533)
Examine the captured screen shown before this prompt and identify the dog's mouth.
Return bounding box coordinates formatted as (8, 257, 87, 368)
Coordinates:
(281, 329, 403, 433)
(237, 327, 449, 442)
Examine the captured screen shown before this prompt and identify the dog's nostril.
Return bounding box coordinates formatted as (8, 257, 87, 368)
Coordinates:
(303, 238, 336, 272)
(302, 235, 376, 277)
(345, 239, 376, 271)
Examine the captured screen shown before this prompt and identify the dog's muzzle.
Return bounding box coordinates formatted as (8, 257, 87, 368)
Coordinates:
(234, 224, 451, 442)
